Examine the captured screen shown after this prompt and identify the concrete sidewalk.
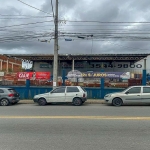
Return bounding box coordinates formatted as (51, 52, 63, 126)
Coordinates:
(18, 99, 105, 104)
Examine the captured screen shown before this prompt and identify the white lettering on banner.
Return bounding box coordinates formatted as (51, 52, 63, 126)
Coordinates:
(18, 73, 29, 79)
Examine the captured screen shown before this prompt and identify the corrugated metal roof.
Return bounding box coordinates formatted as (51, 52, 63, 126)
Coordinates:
(4, 53, 150, 61)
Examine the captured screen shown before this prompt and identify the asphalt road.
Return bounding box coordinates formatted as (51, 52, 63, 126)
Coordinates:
(0, 103, 150, 150)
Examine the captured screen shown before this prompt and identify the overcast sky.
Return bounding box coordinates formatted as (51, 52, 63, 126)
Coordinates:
(0, 0, 150, 55)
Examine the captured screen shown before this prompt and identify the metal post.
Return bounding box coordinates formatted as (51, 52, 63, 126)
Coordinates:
(7, 59, 8, 73)
(72, 58, 74, 72)
(53, 0, 59, 89)
(101, 69, 105, 98)
(142, 59, 147, 85)
(144, 58, 146, 70)
(62, 69, 65, 86)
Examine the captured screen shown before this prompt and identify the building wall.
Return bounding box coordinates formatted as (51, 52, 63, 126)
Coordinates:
(33, 61, 53, 72)
(0, 55, 22, 72)
(135, 55, 150, 73)
(33, 60, 143, 76)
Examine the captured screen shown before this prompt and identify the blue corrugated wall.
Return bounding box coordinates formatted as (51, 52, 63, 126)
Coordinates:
(1, 86, 124, 99)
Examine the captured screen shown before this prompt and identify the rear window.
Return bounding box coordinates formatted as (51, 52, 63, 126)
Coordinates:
(67, 87, 79, 92)
(80, 87, 86, 92)
(143, 87, 150, 93)
(52, 87, 65, 93)
(8, 89, 17, 93)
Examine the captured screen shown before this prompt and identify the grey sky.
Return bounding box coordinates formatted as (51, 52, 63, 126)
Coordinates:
(0, 0, 150, 54)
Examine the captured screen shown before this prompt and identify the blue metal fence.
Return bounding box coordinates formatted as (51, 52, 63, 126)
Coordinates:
(1, 86, 125, 100)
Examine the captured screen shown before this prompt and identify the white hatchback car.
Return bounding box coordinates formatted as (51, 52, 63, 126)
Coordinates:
(104, 86, 150, 106)
(33, 86, 87, 106)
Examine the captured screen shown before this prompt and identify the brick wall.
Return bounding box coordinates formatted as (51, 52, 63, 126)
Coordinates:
(0, 55, 22, 73)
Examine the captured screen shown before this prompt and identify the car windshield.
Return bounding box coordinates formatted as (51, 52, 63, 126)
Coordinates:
(121, 87, 131, 93)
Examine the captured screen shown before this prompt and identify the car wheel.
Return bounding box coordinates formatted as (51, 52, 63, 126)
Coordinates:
(38, 98, 47, 106)
(112, 98, 123, 106)
(73, 98, 82, 106)
(0, 99, 10, 106)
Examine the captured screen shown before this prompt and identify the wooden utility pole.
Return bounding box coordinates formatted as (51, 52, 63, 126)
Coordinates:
(53, 0, 58, 88)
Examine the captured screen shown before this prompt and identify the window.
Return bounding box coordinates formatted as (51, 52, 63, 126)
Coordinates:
(67, 87, 79, 93)
(80, 87, 86, 92)
(126, 87, 141, 94)
(143, 87, 150, 93)
(8, 89, 17, 93)
(0, 89, 4, 93)
(52, 87, 65, 93)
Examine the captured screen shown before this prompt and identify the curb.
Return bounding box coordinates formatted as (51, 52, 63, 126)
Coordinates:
(18, 99, 105, 104)
(86, 100, 105, 104)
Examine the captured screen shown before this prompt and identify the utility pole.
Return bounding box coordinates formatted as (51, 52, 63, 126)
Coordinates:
(53, 0, 58, 88)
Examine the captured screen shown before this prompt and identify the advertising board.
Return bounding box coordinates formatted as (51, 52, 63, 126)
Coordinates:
(67, 71, 130, 79)
(17, 72, 50, 80)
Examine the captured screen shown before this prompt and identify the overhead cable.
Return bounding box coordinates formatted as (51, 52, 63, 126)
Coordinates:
(17, 0, 52, 15)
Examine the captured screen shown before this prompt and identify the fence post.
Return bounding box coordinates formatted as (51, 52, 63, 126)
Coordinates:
(62, 69, 66, 86)
(142, 59, 147, 85)
(100, 70, 105, 99)
(25, 79, 30, 99)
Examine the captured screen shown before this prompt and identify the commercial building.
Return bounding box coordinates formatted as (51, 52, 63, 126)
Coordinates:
(4, 53, 148, 87)
(0, 55, 22, 73)
(6, 53, 149, 74)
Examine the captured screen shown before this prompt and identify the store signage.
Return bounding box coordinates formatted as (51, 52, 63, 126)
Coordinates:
(66, 71, 130, 79)
(67, 70, 82, 78)
(62, 62, 142, 69)
(62, 63, 84, 68)
(40, 64, 51, 68)
(17, 72, 50, 80)
(81, 72, 130, 79)
(89, 64, 142, 68)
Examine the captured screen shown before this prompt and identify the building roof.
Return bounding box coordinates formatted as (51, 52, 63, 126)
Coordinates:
(4, 54, 150, 61)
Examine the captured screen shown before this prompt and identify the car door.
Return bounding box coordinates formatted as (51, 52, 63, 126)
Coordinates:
(49, 87, 66, 102)
(65, 87, 80, 102)
(123, 87, 142, 103)
(141, 87, 150, 103)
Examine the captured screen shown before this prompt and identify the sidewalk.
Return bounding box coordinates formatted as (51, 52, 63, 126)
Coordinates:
(18, 99, 105, 104)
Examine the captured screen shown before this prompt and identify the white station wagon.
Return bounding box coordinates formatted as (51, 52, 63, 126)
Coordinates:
(104, 86, 150, 106)
(33, 86, 87, 106)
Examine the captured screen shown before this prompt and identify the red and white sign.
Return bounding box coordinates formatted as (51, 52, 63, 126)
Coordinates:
(17, 72, 50, 80)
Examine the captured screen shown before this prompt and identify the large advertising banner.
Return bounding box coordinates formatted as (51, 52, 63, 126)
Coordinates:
(67, 70, 130, 79)
(17, 72, 50, 80)
(81, 72, 130, 79)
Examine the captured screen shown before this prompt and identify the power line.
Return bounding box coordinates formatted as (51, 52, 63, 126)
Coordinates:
(66, 20, 150, 24)
(0, 24, 55, 31)
(64, 24, 150, 26)
(0, 16, 53, 19)
(0, 32, 54, 43)
(17, 0, 52, 15)
(0, 14, 51, 17)
(0, 20, 53, 29)
(60, 31, 150, 34)
(59, 28, 150, 32)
